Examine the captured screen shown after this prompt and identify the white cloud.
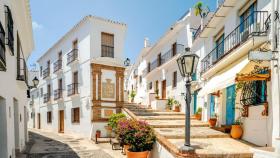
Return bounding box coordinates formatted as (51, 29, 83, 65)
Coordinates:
(32, 21, 43, 30)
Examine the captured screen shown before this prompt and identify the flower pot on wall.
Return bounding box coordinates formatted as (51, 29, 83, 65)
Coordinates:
(174, 106, 180, 112)
(127, 150, 149, 158)
(208, 118, 217, 127)
(230, 125, 243, 139)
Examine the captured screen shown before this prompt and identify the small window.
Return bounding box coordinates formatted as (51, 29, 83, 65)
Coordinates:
(40, 66, 42, 76)
(5, 5, 14, 54)
(101, 32, 114, 58)
(47, 111, 52, 123)
(173, 71, 177, 88)
(72, 107, 80, 123)
(139, 76, 142, 84)
(149, 82, 152, 90)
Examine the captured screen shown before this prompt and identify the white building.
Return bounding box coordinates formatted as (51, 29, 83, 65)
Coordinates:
(194, 0, 273, 150)
(0, 0, 34, 158)
(127, 9, 201, 114)
(29, 15, 127, 139)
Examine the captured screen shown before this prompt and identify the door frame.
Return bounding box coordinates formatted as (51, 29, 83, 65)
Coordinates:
(58, 110, 64, 133)
(161, 80, 166, 99)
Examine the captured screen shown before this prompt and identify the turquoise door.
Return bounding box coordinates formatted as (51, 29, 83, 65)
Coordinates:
(193, 91, 197, 113)
(226, 85, 236, 125)
(210, 95, 215, 117)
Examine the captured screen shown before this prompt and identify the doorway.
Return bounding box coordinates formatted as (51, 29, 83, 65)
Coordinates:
(226, 85, 236, 125)
(37, 113, 41, 129)
(13, 99, 19, 151)
(0, 97, 8, 158)
(161, 80, 166, 99)
(59, 110, 64, 133)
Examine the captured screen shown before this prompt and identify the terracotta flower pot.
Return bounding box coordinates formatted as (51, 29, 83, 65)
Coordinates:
(96, 130, 101, 138)
(174, 106, 180, 112)
(195, 114, 201, 120)
(208, 118, 217, 127)
(123, 145, 130, 155)
(127, 150, 149, 158)
(230, 125, 243, 139)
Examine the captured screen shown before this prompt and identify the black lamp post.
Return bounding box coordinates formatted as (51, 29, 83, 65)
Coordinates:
(29, 77, 39, 89)
(176, 48, 199, 153)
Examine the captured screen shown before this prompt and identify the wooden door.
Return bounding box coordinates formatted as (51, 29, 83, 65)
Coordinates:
(210, 95, 215, 117)
(37, 113, 41, 129)
(161, 80, 166, 99)
(59, 110, 64, 133)
(172, 42, 177, 56)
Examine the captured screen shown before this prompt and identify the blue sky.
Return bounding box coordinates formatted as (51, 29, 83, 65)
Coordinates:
(28, 0, 216, 66)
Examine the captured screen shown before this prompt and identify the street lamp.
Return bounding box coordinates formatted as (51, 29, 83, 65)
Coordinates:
(124, 58, 131, 67)
(29, 77, 39, 89)
(176, 47, 199, 153)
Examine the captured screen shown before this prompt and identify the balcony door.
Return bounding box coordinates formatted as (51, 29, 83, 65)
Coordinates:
(172, 42, 177, 56)
(59, 110, 64, 133)
(161, 80, 166, 99)
(59, 79, 63, 98)
(73, 72, 78, 94)
(215, 34, 224, 62)
(240, 3, 256, 36)
(47, 84, 51, 98)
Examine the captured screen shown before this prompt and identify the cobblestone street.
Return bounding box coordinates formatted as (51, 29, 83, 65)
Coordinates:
(20, 129, 125, 158)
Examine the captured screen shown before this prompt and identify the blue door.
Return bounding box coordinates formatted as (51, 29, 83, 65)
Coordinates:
(226, 85, 236, 125)
(193, 91, 197, 113)
(210, 95, 215, 117)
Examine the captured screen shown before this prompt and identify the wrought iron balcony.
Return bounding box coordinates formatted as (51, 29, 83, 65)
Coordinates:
(54, 89, 63, 100)
(16, 57, 28, 82)
(0, 21, 5, 71)
(193, 25, 201, 41)
(67, 49, 78, 65)
(43, 93, 50, 103)
(161, 44, 184, 65)
(53, 60, 62, 73)
(201, 11, 269, 74)
(101, 45, 114, 58)
(67, 83, 79, 96)
(43, 67, 50, 79)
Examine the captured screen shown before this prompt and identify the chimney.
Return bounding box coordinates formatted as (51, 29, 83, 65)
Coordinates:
(144, 37, 150, 48)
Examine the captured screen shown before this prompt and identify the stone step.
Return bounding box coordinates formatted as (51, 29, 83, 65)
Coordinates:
(132, 112, 186, 116)
(154, 127, 230, 139)
(147, 120, 209, 128)
(138, 115, 196, 120)
(168, 138, 255, 158)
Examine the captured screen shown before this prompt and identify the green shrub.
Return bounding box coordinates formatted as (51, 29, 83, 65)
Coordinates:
(108, 113, 126, 131)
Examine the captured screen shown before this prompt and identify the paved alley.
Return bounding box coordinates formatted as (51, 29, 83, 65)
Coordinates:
(21, 129, 125, 158)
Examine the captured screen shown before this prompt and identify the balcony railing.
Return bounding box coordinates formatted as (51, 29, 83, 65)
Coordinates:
(67, 49, 78, 65)
(101, 45, 114, 58)
(201, 11, 269, 74)
(53, 60, 62, 73)
(54, 89, 63, 100)
(133, 69, 138, 78)
(67, 83, 79, 96)
(16, 57, 28, 82)
(193, 25, 201, 41)
(0, 21, 5, 71)
(161, 44, 184, 65)
(150, 59, 158, 72)
(217, 0, 225, 8)
(43, 67, 50, 79)
(43, 93, 50, 103)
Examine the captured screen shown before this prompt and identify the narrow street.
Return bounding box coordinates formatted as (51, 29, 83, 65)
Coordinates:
(20, 129, 125, 158)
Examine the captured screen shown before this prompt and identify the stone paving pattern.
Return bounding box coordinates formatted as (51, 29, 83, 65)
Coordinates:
(124, 103, 257, 158)
(21, 129, 125, 158)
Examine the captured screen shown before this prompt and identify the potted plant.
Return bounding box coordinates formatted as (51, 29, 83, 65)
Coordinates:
(118, 119, 156, 158)
(116, 118, 130, 155)
(174, 100, 181, 112)
(208, 113, 217, 127)
(155, 89, 160, 99)
(166, 98, 175, 111)
(195, 107, 202, 120)
(230, 118, 243, 139)
(106, 113, 126, 138)
(130, 90, 136, 103)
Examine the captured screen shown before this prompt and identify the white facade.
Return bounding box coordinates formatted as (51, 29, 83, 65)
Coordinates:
(29, 15, 127, 139)
(127, 9, 201, 114)
(194, 0, 273, 148)
(0, 0, 34, 158)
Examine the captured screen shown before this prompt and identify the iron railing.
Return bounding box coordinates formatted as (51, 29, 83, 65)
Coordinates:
(67, 49, 78, 64)
(16, 57, 28, 82)
(101, 45, 114, 58)
(161, 44, 184, 65)
(67, 83, 79, 96)
(5, 5, 14, 53)
(43, 67, 50, 79)
(150, 59, 158, 72)
(0, 21, 5, 71)
(43, 93, 50, 103)
(53, 59, 62, 73)
(193, 25, 201, 41)
(217, 0, 225, 8)
(54, 89, 63, 100)
(201, 11, 269, 74)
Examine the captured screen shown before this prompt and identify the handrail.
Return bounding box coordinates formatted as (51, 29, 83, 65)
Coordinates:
(67, 49, 78, 64)
(53, 59, 62, 72)
(67, 83, 79, 96)
(201, 11, 269, 74)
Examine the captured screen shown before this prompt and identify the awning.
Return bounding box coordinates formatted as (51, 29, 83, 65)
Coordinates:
(198, 59, 271, 97)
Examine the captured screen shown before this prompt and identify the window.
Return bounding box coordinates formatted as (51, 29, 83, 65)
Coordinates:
(147, 62, 151, 72)
(73, 40, 78, 49)
(139, 76, 142, 84)
(72, 107, 80, 123)
(172, 42, 177, 56)
(101, 32, 114, 58)
(40, 66, 42, 76)
(157, 53, 161, 66)
(5, 6, 14, 54)
(0, 21, 5, 71)
(16, 33, 27, 81)
(47, 111, 52, 123)
(172, 71, 177, 88)
(40, 88, 43, 97)
(149, 82, 152, 90)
